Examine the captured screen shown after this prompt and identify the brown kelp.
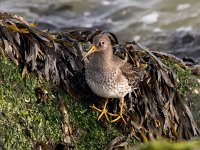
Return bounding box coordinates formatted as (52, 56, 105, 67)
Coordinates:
(0, 12, 199, 144)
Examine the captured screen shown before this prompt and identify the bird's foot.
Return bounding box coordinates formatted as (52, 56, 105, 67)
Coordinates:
(111, 112, 127, 124)
(90, 98, 127, 125)
(90, 104, 110, 121)
(90, 98, 114, 121)
(111, 99, 127, 124)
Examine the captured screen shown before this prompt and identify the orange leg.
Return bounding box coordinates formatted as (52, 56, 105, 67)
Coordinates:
(90, 98, 110, 121)
(111, 99, 127, 124)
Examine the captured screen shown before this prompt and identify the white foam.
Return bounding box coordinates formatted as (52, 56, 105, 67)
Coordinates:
(84, 11, 91, 17)
(153, 28, 163, 33)
(176, 3, 190, 11)
(191, 13, 198, 18)
(176, 26, 192, 32)
(140, 12, 159, 24)
(102, 0, 112, 5)
(133, 35, 141, 41)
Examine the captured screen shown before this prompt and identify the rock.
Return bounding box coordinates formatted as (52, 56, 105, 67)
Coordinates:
(143, 31, 200, 63)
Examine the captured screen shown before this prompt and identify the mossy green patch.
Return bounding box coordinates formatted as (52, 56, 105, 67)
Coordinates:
(134, 140, 200, 150)
(0, 56, 120, 150)
(0, 57, 63, 149)
(0, 56, 200, 150)
(63, 96, 119, 150)
(164, 61, 200, 95)
(164, 61, 200, 133)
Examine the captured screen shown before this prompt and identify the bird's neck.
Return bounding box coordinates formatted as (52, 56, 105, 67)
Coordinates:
(89, 51, 114, 70)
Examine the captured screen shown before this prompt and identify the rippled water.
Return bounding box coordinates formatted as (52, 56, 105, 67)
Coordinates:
(1, 0, 200, 60)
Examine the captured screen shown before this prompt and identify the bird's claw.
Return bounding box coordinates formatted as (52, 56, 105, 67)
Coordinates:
(90, 98, 110, 121)
(111, 114, 127, 124)
(90, 98, 127, 125)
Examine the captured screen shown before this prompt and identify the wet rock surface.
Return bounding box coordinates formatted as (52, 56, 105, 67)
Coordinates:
(143, 31, 200, 63)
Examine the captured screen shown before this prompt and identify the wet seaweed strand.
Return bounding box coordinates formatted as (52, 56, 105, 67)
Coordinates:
(0, 12, 199, 141)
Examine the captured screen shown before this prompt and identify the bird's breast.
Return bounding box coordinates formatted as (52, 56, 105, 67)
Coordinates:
(85, 69, 131, 98)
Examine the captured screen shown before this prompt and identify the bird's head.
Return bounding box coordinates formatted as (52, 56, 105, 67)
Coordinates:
(82, 34, 112, 61)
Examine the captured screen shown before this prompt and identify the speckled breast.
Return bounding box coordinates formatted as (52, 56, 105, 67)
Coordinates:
(85, 69, 131, 98)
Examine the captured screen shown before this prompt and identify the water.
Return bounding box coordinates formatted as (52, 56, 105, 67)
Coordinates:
(1, 0, 200, 61)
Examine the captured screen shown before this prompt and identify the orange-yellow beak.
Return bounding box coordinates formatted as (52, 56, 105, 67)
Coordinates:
(82, 45, 97, 61)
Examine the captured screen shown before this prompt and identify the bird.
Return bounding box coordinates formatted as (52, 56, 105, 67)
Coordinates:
(82, 34, 144, 124)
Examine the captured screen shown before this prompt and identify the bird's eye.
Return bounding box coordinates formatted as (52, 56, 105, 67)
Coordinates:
(100, 41, 105, 46)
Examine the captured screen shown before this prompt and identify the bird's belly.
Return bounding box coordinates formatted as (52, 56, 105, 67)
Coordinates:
(86, 79, 131, 98)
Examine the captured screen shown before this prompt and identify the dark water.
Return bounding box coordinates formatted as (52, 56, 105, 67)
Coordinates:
(1, 0, 200, 61)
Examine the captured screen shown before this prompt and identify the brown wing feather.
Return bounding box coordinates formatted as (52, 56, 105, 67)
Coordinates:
(113, 55, 144, 88)
(120, 62, 144, 88)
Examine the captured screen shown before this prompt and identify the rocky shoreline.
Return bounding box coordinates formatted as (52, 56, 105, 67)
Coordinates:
(143, 31, 200, 63)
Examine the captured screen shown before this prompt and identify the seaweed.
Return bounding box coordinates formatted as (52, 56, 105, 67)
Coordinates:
(0, 12, 199, 148)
